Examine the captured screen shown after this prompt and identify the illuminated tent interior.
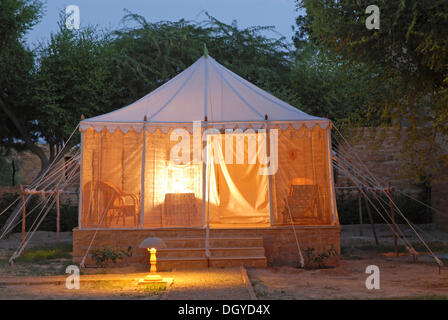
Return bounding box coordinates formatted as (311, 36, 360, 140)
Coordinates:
(79, 55, 339, 229)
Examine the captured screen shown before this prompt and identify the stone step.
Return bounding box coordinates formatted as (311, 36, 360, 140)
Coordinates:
(161, 237, 264, 248)
(209, 256, 267, 268)
(157, 257, 209, 271)
(156, 247, 265, 259)
(142, 234, 267, 271)
(210, 247, 266, 258)
(156, 256, 267, 271)
(157, 248, 205, 258)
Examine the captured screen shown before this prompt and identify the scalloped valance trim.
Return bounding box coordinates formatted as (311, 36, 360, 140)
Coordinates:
(80, 120, 330, 134)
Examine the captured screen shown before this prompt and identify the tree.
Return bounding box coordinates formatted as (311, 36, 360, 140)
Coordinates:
(108, 12, 294, 109)
(0, 0, 44, 171)
(296, 0, 448, 186)
(288, 42, 386, 125)
(1, 8, 118, 176)
(33, 17, 118, 163)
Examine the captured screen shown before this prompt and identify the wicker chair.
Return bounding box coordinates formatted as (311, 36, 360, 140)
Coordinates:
(282, 184, 322, 225)
(83, 181, 140, 226)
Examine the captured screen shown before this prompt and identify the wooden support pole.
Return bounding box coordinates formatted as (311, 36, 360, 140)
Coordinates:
(358, 192, 363, 236)
(388, 182, 398, 256)
(56, 189, 61, 241)
(20, 184, 26, 255)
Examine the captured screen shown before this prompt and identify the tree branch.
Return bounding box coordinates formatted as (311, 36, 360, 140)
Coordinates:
(0, 97, 50, 174)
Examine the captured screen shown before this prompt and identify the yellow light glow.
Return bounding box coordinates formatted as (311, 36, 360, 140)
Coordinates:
(166, 164, 194, 194)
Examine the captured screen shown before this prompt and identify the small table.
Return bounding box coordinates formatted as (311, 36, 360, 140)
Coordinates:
(163, 193, 197, 226)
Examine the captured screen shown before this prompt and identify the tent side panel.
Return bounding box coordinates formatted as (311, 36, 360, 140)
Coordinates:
(142, 128, 203, 228)
(80, 128, 143, 228)
(271, 125, 333, 226)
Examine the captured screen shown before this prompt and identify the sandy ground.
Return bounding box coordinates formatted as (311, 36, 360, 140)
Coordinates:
(249, 257, 448, 299)
(165, 269, 250, 300)
(247, 224, 448, 299)
(0, 279, 166, 300)
(0, 269, 248, 300)
(0, 225, 447, 299)
(0, 274, 167, 300)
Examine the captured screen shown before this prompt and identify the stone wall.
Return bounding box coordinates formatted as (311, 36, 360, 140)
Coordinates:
(335, 128, 421, 194)
(335, 127, 448, 231)
(432, 165, 448, 232)
(0, 186, 20, 199)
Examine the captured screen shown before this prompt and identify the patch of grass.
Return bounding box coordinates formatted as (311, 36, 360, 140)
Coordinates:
(140, 283, 166, 294)
(88, 280, 129, 289)
(16, 243, 72, 263)
(87, 280, 166, 295)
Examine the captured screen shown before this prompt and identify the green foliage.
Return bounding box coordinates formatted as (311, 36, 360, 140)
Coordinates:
(33, 15, 118, 147)
(0, 0, 43, 158)
(17, 243, 72, 262)
(0, 0, 42, 50)
(304, 245, 337, 269)
(288, 43, 386, 124)
(296, 0, 448, 184)
(108, 12, 293, 108)
(90, 246, 133, 268)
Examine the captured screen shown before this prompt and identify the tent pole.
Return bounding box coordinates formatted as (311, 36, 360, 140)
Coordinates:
(326, 123, 339, 225)
(202, 117, 208, 229)
(140, 116, 147, 228)
(202, 117, 211, 266)
(78, 117, 84, 229)
(264, 115, 274, 226)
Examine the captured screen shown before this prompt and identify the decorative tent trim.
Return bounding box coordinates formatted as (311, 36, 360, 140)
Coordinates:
(80, 120, 330, 134)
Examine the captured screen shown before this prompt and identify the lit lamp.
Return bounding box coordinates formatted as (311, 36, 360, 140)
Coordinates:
(138, 237, 167, 283)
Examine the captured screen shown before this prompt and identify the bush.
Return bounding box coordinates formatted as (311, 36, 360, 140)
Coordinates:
(90, 246, 133, 268)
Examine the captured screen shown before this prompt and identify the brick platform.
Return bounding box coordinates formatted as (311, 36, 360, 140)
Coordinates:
(73, 226, 340, 269)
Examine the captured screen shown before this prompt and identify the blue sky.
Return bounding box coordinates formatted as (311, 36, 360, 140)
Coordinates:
(26, 0, 299, 47)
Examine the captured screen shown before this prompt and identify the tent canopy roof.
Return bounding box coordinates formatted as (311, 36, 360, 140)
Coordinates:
(81, 55, 327, 132)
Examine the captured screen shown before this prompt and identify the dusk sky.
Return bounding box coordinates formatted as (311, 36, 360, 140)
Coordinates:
(26, 0, 300, 47)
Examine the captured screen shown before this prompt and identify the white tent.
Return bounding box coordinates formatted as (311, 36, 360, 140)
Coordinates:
(81, 55, 328, 131)
(79, 55, 338, 229)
